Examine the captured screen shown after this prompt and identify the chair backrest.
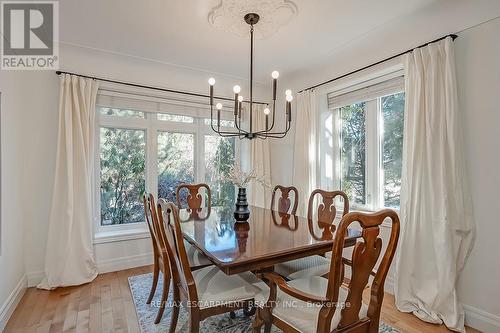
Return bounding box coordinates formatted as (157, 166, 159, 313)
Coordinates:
(270, 185, 299, 215)
(307, 189, 349, 224)
(157, 199, 197, 299)
(143, 193, 161, 258)
(319, 210, 400, 331)
(176, 183, 211, 210)
(307, 189, 349, 240)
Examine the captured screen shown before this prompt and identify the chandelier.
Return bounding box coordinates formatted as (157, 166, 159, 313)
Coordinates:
(207, 13, 293, 140)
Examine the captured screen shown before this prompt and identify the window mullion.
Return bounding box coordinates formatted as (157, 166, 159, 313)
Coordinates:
(333, 108, 341, 191)
(365, 99, 379, 210)
(196, 118, 204, 184)
(148, 113, 158, 197)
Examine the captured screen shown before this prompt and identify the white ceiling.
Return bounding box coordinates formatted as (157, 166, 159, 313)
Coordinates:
(59, 0, 500, 82)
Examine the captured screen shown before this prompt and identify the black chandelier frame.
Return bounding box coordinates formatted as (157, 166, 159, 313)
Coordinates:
(208, 13, 293, 140)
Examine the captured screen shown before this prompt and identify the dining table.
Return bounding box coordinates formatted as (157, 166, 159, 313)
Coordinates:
(179, 204, 362, 276)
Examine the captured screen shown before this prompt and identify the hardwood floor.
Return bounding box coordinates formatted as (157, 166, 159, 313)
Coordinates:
(4, 266, 480, 333)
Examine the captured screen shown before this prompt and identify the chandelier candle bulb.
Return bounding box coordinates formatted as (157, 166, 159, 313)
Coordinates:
(264, 107, 270, 130)
(285, 89, 292, 96)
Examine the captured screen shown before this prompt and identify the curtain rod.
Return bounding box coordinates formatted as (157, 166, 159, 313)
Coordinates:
(298, 33, 458, 93)
(55, 70, 268, 105)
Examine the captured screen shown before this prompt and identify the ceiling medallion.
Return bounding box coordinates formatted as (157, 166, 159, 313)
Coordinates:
(207, 13, 293, 140)
(208, 0, 298, 39)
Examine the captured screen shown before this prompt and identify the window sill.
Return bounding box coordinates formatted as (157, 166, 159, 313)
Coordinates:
(94, 228, 150, 244)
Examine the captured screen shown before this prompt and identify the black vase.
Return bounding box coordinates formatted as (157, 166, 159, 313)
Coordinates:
(234, 187, 250, 222)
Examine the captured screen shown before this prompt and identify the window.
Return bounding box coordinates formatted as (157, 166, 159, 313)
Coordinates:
(204, 135, 236, 207)
(339, 102, 366, 205)
(100, 127, 146, 225)
(157, 132, 195, 202)
(381, 93, 405, 208)
(96, 101, 238, 228)
(321, 75, 405, 210)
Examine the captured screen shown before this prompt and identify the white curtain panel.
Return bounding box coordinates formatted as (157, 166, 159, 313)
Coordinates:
(249, 104, 272, 208)
(394, 37, 475, 332)
(292, 90, 318, 216)
(38, 74, 99, 290)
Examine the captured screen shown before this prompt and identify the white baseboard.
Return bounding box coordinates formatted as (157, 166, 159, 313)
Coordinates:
(0, 274, 27, 332)
(464, 304, 500, 333)
(27, 271, 44, 288)
(96, 252, 153, 274)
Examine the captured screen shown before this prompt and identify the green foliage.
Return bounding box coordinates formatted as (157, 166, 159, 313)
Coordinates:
(100, 127, 146, 225)
(205, 136, 236, 207)
(340, 102, 366, 205)
(382, 93, 405, 208)
(157, 132, 195, 203)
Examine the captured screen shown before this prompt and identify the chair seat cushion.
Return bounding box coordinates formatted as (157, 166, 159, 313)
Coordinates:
(255, 276, 368, 333)
(184, 240, 212, 267)
(192, 266, 264, 309)
(274, 255, 330, 280)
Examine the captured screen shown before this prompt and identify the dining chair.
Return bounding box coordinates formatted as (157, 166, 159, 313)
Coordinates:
(253, 209, 400, 333)
(142, 193, 212, 324)
(274, 189, 349, 280)
(157, 199, 266, 333)
(176, 183, 211, 210)
(270, 185, 299, 215)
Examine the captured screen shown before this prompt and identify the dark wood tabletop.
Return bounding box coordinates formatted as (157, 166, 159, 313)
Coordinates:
(180, 205, 361, 275)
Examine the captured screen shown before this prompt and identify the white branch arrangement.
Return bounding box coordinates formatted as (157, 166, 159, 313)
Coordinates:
(223, 161, 271, 189)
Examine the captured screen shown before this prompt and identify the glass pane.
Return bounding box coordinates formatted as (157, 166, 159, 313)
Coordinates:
(204, 118, 235, 128)
(99, 107, 145, 118)
(157, 132, 195, 202)
(100, 127, 146, 225)
(204, 136, 236, 207)
(340, 102, 366, 205)
(157, 113, 194, 123)
(382, 93, 405, 208)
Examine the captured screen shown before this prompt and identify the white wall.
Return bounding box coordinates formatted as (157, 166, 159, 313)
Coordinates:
(455, 17, 500, 331)
(271, 16, 500, 332)
(0, 72, 31, 330)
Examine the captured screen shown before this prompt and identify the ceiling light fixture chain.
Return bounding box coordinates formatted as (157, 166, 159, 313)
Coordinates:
(208, 13, 293, 140)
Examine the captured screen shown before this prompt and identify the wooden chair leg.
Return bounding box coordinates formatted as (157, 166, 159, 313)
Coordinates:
(154, 271, 171, 324)
(252, 308, 264, 333)
(188, 308, 200, 333)
(147, 259, 160, 304)
(264, 322, 272, 333)
(168, 286, 180, 333)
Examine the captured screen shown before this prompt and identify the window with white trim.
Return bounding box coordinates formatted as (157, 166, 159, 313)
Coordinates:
(320, 74, 405, 210)
(96, 93, 238, 229)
